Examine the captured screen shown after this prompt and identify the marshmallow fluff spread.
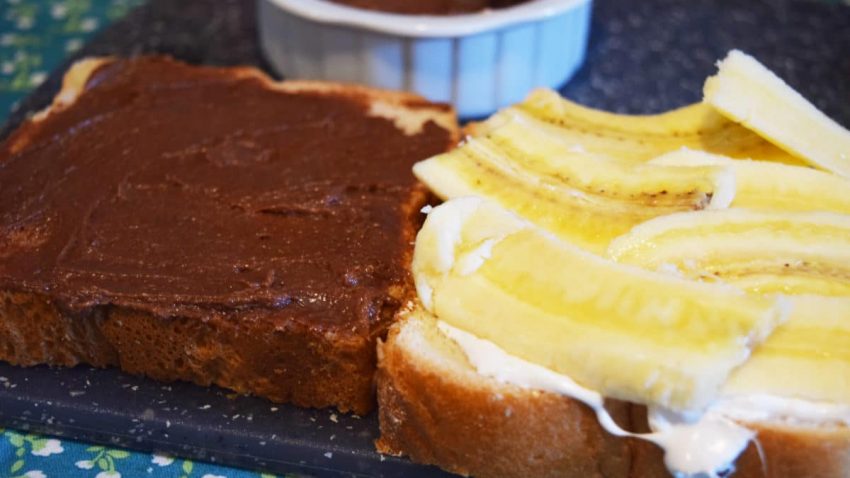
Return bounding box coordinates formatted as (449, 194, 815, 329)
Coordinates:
(438, 321, 850, 478)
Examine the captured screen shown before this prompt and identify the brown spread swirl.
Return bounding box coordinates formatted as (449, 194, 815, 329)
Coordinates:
(0, 57, 452, 334)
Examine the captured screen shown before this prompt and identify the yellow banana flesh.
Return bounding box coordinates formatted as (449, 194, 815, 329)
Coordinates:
(728, 275, 850, 297)
(414, 197, 787, 411)
(414, 119, 735, 253)
(412, 52, 850, 411)
(704, 50, 850, 178)
(650, 149, 850, 214)
(470, 89, 804, 165)
(724, 296, 850, 404)
(606, 207, 850, 404)
(607, 209, 850, 291)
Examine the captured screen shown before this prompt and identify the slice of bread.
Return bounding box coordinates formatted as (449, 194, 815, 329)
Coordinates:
(377, 312, 850, 477)
(0, 57, 459, 415)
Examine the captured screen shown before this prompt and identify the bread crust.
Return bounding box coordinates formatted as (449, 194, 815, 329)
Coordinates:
(0, 57, 459, 414)
(0, 289, 378, 412)
(377, 316, 850, 477)
(630, 417, 850, 478)
(741, 422, 850, 477)
(7, 57, 458, 155)
(376, 316, 634, 477)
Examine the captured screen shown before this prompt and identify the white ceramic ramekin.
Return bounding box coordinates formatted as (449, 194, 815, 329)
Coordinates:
(257, 0, 592, 118)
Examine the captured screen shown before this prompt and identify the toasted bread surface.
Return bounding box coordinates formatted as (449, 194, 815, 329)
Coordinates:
(0, 57, 459, 414)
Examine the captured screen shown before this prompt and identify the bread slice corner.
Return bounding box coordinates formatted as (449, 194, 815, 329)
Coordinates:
(376, 309, 633, 478)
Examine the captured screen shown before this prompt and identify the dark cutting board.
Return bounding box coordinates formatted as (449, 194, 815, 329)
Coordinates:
(1, 0, 849, 477)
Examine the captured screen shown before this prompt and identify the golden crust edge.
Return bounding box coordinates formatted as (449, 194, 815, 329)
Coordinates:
(8, 56, 459, 154)
(376, 312, 634, 478)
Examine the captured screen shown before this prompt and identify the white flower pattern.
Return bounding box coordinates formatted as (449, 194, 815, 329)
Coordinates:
(151, 453, 174, 466)
(75, 459, 94, 469)
(31, 439, 63, 457)
(80, 17, 99, 32)
(50, 4, 67, 19)
(24, 472, 46, 478)
(95, 472, 121, 478)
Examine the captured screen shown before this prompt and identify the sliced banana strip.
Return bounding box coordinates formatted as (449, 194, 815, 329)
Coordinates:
(608, 209, 850, 403)
(724, 295, 850, 404)
(607, 208, 850, 292)
(414, 118, 734, 253)
(704, 50, 850, 178)
(650, 149, 850, 214)
(414, 197, 787, 412)
(470, 89, 803, 165)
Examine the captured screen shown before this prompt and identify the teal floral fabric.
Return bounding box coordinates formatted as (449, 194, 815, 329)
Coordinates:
(1, 0, 143, 115)
(0, 428, 286, 478)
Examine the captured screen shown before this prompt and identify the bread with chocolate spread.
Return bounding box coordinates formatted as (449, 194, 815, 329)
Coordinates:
(0, 56, 458, 415)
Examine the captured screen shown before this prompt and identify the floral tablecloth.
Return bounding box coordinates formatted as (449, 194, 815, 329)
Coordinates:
(1, 0, 145, 115)
(0, 427, 279, 478)
(1, 5, 289, 478)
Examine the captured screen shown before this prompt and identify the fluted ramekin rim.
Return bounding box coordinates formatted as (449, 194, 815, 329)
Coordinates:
(262, 0, 590, 38)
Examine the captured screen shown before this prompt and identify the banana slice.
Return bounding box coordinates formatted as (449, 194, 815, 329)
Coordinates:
(469, 89, 803, 165)
(414, 197, 787, 411)
(607, 209, 850, 295)
(602, 189, 850, 403)
(727, 275, 850, 297)
(704, 50, 850, 178)
(650, 149, 850, 214)
(485, 115, 735, 208)
(414, 119, 735, 253)
(724, 295, 850, 404)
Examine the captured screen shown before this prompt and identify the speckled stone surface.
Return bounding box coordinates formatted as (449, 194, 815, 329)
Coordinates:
(563, 0, 850, 122)
(0, 0, 849, 476)
(0, 362, 452, 477)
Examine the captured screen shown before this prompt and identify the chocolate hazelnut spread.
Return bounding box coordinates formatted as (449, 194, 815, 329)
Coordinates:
(0, 57, 451, 336)
(328, 0, 530, 15)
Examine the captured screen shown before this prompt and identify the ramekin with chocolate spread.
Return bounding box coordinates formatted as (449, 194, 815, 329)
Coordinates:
(258, 0, 592, 117)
